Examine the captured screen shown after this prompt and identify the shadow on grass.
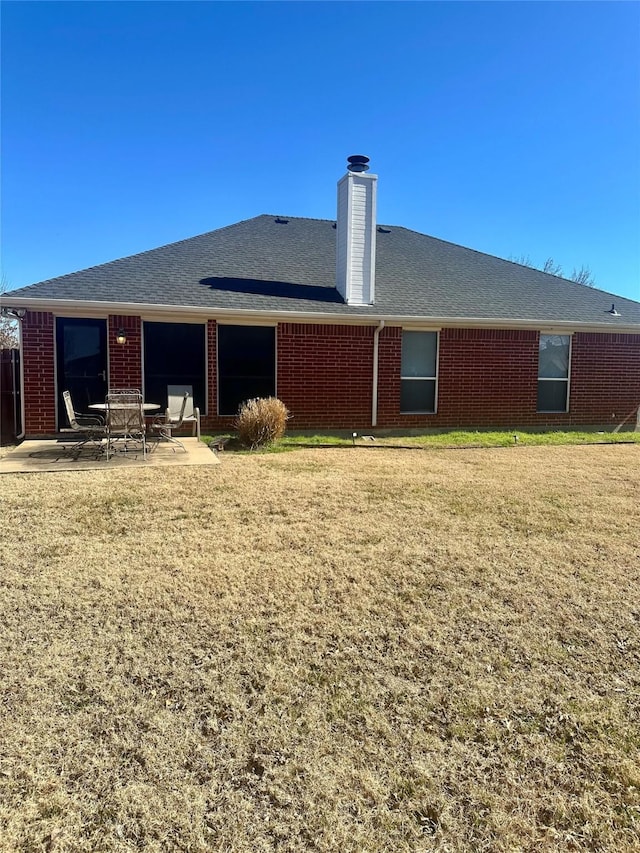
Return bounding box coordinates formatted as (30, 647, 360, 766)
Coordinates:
(206, 433, 639, 455)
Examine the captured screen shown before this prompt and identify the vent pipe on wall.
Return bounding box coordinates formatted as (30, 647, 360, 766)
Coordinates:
(336, 155, 377, 306)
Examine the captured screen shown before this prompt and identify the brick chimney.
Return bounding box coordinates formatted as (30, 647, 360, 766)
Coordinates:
(336, 155, 377, 305)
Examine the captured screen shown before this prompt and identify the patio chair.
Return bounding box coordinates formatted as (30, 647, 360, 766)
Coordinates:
(62, 390, 106, 453)
(167, 385, 201, 439)
(107, 388, 142, 398)
(105, 389, 147, 460)
(150, 391, 189, 451)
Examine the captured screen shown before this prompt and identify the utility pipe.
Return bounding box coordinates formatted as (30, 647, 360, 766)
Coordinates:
(17, 315, 25, 440)
(371, 319, 385, 427)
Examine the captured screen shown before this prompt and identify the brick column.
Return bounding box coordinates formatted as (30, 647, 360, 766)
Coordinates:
(206, 319, 217, 426)
(376, 325, 402, 426)
(22, 311, 56, 435)
(108, 315, 142, 390)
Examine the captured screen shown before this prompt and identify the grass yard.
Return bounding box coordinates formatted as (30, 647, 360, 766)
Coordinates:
(206, 428, 640, 453)
(1, 445, 639, 851)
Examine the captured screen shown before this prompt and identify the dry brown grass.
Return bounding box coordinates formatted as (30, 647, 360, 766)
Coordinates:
(0, 445, 639, 852)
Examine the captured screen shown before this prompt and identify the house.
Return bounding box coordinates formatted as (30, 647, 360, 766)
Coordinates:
(2, 155, 640, 437)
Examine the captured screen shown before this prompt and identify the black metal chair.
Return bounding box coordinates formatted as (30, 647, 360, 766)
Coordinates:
(105, 389, 147, 460)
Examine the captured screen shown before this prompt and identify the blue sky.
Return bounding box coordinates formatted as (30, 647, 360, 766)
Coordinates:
(2, 1, 639, 301)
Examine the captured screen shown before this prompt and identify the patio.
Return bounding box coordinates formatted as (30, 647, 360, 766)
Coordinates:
(0, 436, 220, 473)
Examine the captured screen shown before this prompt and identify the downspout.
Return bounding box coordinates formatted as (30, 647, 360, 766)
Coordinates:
(17, 315, 25, 440)
(371, 320, 385, 427)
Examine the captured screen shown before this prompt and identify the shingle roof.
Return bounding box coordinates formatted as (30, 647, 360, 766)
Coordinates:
(6, 214, 640, 326)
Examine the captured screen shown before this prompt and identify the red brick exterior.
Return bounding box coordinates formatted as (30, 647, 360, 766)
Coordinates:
(378, 327, 640, 430)
(21, 312, 144, 436)
(569, 332, 640, 429)
(22, 310, 56, 435)
(108, 315, 142, 389)
(379, 327, 540, 428)
(206, 319, 218, 426)
(18, 313, 640, 435)
(276, 323, 375, 428)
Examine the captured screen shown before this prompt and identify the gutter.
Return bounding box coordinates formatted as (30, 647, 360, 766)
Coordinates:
(1, 296, 638, 334)
(371, 320, 385, 427)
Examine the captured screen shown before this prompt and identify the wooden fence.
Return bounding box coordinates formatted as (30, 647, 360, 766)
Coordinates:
(1, 349, 21, 444)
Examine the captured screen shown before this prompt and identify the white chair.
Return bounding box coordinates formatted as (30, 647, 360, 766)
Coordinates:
(167, 385, 201, 438)
(151, 391, 189, 451)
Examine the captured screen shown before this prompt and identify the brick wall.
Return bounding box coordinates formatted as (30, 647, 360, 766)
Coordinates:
(276, 323, 375, 429)
(22, 310, 56, 435)
(379, 327, 540, 428)
(110, 322, 640, 431)
(108, 315, 142, 389)
(203, 321, 378, 430)
(378, 327, 640, 430)
(569, 332, 640, 429)
(18, 313, 640, 435)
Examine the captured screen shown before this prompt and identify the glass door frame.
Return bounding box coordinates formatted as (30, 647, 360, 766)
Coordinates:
(55, 317, 108, 429)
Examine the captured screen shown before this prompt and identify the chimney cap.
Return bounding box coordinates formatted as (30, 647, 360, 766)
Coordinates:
(346, 155, 370, 173)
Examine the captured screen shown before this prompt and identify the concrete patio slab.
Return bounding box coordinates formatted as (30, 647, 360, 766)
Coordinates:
(0, 437, 220, 474)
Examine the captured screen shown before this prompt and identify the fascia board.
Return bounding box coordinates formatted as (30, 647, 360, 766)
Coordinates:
(1, 296, 639, 334)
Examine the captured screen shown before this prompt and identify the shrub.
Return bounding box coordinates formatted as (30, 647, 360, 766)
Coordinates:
(235, 397, 290, 449)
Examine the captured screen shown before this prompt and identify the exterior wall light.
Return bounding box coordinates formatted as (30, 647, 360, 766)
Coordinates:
(116, 327, 127, 345)
(1, 307, 26, 319)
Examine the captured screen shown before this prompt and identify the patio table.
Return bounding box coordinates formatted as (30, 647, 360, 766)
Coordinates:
(89, 402, 160, 459)
(89, 402, 161, 412)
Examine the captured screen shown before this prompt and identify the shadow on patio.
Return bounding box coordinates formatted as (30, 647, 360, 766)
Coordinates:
(0, 437, 220, 474)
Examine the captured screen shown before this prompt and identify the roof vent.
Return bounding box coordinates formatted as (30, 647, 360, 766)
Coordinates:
(377, 226, 391, 234)
(606, 303, 620, 316)
(274, 217, 289, 224)
(346, 155, 370, 173)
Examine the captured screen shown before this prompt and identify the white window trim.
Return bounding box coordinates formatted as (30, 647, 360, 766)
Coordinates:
(400, 330, 439, 415)
(537, 334, 572, 414)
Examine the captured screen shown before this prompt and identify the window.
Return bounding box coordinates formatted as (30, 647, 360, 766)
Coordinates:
(143, 322, 206, 412)
(401, 331, 438, 413)
(537, 334, 570, 412)
(217, 325, 276, 416)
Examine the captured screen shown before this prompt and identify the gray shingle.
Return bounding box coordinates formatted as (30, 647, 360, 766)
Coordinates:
(7, 215, 640, 326)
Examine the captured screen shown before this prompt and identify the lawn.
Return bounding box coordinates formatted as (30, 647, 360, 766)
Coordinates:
(205, 428, 640, 453)
(1, 445, 639, 851)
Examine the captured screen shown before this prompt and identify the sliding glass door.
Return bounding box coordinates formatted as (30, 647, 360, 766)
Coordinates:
(56, 318, 108, 429)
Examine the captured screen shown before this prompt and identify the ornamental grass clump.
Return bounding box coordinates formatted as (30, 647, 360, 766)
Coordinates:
(236, 397, 290, 449)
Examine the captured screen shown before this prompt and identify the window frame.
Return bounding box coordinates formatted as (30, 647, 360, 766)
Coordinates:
(537, 333, 572, 414)
(400, 329, 439, 415)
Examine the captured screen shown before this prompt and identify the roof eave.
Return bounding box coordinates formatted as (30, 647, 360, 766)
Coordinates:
(1, 295, 639, 334)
